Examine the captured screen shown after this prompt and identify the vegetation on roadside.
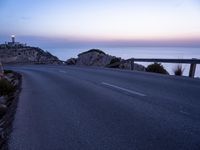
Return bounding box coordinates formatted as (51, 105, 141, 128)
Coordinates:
(0, 78, 16, 96)
(4, 70, 14, 74)
(146, 63, 169, 75)
(0, 70, 21, 150)
(173, 64, 184, 76)
(110, 57, 121, 64)
(106, 57, 121, 68)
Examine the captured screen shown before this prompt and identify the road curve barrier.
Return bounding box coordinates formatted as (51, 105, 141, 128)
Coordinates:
(0, 62, 4, 78)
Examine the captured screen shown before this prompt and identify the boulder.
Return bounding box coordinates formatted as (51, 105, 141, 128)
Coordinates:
(76, 49, 115, 67)
(0, 104, 7, 118)
(65, 58, 77, 65)
(119, 60, 146, 71)
(12, 79, 19, 87)
(0, 97, 6, 105)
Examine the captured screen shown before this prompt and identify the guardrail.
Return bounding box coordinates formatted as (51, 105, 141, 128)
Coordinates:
(0, 62, 4, 78)
(1, 58, 199, 78)
(127, 58, 200, 78)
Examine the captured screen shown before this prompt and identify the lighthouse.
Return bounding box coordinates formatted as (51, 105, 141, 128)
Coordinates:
(6, 35, 24, 47)
(11, 35, 15, 43)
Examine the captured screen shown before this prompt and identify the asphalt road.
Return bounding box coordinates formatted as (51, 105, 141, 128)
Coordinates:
(6, 65, 200, 150)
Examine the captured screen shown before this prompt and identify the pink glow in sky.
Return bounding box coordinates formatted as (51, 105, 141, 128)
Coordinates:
(0, 0, 200, 47)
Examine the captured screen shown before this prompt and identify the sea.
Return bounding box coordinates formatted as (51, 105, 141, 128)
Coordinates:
(43, 47, 200, 77)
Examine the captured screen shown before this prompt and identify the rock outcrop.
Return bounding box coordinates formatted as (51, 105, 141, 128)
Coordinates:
(0, 47, 61, 64)
(66, 49, 145, 71)
(76, 49, 116, 67)
(118, 60, 145, 71)
(65, 58, 77, 65)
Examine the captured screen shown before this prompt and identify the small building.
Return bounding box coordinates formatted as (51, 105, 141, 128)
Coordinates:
(0, 35, 26, 48)
(8, 35, 21, 47)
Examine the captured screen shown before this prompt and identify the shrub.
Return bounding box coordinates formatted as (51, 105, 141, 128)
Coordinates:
(0, 79, 16, 96)
(106, 57, 121, 68)
(4, 70, 14, 74)
(66, 58, 77, 65)
(110, 57, 121, 64)
(173, 65, 184, 76)
(146, 63, 169, 75)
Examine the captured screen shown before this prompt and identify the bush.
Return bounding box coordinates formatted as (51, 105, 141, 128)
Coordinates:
(173, 65, 184, 76)
(0, 79, 16, 96)
(146, 63, 169, 75)
(4, 70, 14, 74)
(110, 57, 121, 64)
(106, 57, 121, 68)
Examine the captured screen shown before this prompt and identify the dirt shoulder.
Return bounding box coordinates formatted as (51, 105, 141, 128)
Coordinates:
(0, 70, 22, 150)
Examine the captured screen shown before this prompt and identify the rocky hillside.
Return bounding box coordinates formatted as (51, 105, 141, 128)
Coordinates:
(0, 47, 61, 64)
(66, 49, 145, 71)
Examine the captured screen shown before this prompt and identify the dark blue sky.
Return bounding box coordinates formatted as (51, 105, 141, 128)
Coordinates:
(1, 0, 200, 48)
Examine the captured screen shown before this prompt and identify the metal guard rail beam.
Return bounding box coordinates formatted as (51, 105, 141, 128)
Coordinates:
(126, 58, 200, 78)
(127, 58, 200, 64)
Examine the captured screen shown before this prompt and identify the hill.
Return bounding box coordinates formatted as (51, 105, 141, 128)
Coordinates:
(0, 46, 61, 64)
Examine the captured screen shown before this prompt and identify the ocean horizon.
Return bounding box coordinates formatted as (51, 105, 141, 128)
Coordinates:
(43, 46, 200, 77)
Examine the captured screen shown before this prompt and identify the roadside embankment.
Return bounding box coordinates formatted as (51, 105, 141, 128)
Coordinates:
(0, 70, 21, 150)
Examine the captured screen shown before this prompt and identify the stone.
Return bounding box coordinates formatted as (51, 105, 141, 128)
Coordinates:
(0, 104, 7, 117)
(75, 49, 116, 67)
(119, 60, 146, 71)
(0, 97, 6, 105)
(12, 79, 19, 87)
(65, 58, 77, 65)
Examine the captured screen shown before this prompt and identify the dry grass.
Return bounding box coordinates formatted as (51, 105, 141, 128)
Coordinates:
(173, 64, 185, 76)
(146, 63, 169, 75)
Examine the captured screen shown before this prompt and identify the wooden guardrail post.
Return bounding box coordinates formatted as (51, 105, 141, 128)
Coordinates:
(189, 59, 197, 78)
(131, 59, 135, 70)
(0, 62, 4, 79)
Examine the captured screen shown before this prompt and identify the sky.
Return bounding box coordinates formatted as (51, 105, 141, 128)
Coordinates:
(0, 0, 200, 48)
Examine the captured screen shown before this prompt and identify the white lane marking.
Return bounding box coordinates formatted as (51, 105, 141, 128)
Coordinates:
(180, 110, 190, 115)
(101, 82, 146, 97)
(59, 70, 67, 73)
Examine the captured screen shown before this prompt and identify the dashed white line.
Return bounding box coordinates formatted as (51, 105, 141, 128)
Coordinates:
(101, 82, 146, 97)
(59, 70, 67, 73)
(180, 110, 190, 115)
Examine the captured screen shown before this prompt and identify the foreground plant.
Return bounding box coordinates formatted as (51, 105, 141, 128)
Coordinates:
(173, 64, 184, 76)
(0, 79, 16, 96)
(146, 63, 169, 75)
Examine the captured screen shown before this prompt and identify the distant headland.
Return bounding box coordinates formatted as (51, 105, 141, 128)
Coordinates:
(0, 35, 27, 49)
(0, 36, 145, 71)
(0, 35, 61, 64)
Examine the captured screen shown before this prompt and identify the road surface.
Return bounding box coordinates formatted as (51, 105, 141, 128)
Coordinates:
(6, 65, 200, 150)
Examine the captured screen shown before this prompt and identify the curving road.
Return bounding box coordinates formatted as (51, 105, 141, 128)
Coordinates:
(6, 65, 200, 150)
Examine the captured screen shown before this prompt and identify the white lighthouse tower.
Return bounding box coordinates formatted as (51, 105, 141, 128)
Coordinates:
(11, 35, 15, 43)
(7, 35, 24, 47)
